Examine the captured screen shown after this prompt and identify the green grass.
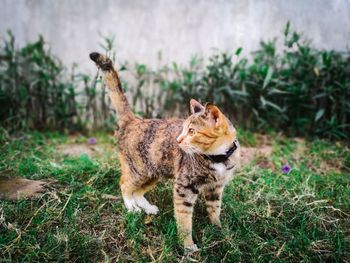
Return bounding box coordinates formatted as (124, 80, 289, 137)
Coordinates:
(0, 130, 349, 262)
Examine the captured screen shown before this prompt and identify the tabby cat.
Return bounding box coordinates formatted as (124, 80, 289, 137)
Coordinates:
(89, 52, 240, 251)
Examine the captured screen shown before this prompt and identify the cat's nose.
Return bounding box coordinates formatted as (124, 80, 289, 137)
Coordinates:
(176, 135, 184, 144)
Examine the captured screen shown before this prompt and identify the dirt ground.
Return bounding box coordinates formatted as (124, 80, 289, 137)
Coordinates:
(56, 144, 104, 158)
(240, 146, 273, 166)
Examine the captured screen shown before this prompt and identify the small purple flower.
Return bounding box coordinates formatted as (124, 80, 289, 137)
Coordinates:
(281, 164, 292, 174)
(87, 137, 97, 145)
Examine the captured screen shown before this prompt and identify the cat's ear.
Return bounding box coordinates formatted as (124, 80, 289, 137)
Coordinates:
(190, 99, 205, 114)
(205, 103, 224, 128)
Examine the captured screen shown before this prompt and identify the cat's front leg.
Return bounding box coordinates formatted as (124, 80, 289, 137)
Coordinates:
(204, 184, 225, 227)
(173, 182, 199, 251)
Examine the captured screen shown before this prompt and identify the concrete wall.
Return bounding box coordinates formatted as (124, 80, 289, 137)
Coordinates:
(1, 0, 350, 74)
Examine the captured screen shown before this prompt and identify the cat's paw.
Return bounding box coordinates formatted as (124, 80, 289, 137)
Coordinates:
(144, 205, 159, 215)
(126, 204, 142, 213)
(209, 216, 222, 228)
(130, 206, 142, 213)
(212, 220, 222, 228)
(185, 244, 200, 253)
(123, 197, 143, 213)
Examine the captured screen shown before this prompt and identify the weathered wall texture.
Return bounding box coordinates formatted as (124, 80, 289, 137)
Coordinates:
(1, 0, 349, 73)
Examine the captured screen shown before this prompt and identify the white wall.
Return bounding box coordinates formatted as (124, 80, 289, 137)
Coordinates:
(1, 0, 349, 74)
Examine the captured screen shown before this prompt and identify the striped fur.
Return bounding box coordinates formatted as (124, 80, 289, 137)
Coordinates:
(89, 53, 240, 251)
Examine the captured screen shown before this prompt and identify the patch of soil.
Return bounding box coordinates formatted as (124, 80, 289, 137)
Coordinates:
(240, 146, 273, 166)
(293, 137, 307, 160)
(0, 176, 51, 200)
(255, 134, 273, 147)
(57, 144, 103, 158)
(256, 158, 276, 170)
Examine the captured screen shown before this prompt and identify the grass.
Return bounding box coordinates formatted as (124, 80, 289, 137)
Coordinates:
(0, 129, 349, 262)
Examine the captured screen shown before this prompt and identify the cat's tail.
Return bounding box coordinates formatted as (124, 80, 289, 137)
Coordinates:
(89, 52, 134, 122)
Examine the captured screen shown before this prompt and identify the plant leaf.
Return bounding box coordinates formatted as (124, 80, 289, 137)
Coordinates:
(260, 96, 266, 108)
(315, 109, 325, 122)
(268, 88, 290, 95)
(263, 67, 273, 89)
(235, 47, 243, 56)
(265, 100, 284, 112)
(284, 21, 290, 36)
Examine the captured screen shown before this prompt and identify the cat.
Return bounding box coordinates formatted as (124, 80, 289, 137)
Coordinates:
(89, 52, 240, 252)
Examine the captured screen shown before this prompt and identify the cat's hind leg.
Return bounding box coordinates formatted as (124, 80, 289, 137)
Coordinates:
(119, 154, 158, 214)
(133, 178, 159, 215)
(120, 172, 141, 212)
(119, 155, 142, 212)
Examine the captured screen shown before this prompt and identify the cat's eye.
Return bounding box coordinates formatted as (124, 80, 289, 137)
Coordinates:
(188, 128, 195, 135)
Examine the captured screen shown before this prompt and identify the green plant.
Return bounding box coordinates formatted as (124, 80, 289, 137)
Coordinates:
(0, 31, 80, 131)
(126, 23, 350, 140)
(1, 24, 349, 140)
(0, 32, 117, 132)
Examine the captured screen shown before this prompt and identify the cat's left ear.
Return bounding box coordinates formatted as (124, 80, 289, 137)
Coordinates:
(205, 103, 225, 128)
(190, 99, 205, 114)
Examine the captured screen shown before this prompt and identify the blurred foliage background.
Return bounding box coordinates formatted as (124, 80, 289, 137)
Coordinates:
(1, 23, 349, 140)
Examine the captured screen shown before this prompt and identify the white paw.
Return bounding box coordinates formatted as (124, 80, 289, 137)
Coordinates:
(144, 205, 159, 215)
(123, 197, 141, 212)
(133, 195, 159, 215)
(185, 244, 200, 253)
(129, 205, 142, 213)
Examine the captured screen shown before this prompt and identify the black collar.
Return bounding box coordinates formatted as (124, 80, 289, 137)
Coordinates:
(203, 139, 240, 163)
